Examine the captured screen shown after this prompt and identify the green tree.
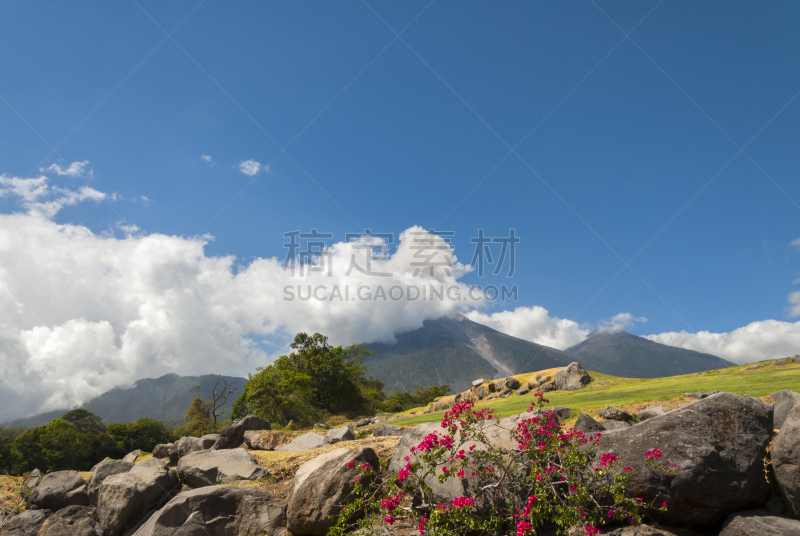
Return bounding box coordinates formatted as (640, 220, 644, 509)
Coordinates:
(276, 332, 374, 413)
(62, 409, 106, 434)
(11, 411, 117, 473)
(232, 332, 383, 426)
(183, 396, 215, 436)
(107, 418, 171, 453)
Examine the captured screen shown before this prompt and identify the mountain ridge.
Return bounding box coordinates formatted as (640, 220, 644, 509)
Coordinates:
(363, 314, 575, 394)
(565, 329, 733, 378)
(5, 373, 245, 429)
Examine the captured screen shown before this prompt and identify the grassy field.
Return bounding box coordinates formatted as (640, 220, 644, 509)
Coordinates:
(391, 358, 800, 427)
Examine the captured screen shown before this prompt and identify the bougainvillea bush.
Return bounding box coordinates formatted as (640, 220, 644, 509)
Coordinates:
(330, 393, 676, 536)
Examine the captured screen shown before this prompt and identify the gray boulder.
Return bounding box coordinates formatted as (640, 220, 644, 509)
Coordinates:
(177, 449, 268, 487)
(596, 392, 773, 525)
(151, 444, 172, 460)
(243, 430, 289, 450)
(87, 460, 133, 504)
(573, 413, 605, 434)
(28, 471, 89, 511)
(314, 423, 330, 430)
(323, 425, 355, 445)
(212, 416, 270, 450)
(372, 424, 410, 437)
(472, 378, 485, 387)
(554, 362, 590, 391)
(96, 457, 180, 536)
(199, 434, 219, 449)
(602, 420, 632, 431)
(719, 509, 800, 535)
(286, 448, 379, 536)
(541, 382, 555, 392)
(504, 377, 521, 390)
(356, 418, 369, 427)
(388, 414, 531, 503)
(276, 432, 325, 452)
(122, 450, 142, 463)
(20, 469, 43, 506)
(683, 391, 720, 399)
(516, 387, 530, 396)
(132, 485, 285, 536)
(170, 436, 203, 465)
(639, 406, 669, 421)
(599, 406, 633, 422)
(770, 390, 800, 429)
(772, 404, 800, 517)
(0, 509, 52, 536)
(551, 406, 573, 421)
(37, 505, 102, 536)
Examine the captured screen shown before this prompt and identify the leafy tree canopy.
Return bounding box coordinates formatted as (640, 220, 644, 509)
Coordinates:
(232, 332, 381, 425)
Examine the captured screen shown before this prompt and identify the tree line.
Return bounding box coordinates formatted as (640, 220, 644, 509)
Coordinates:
(0, 332, 449, 475)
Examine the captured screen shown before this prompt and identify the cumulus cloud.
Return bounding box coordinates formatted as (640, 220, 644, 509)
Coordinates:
(238, 159, 263, 176)
(200, 154, 216, 167)
(464, 306, 589, 350)
(597, 312, 647, 333)
(42, 160, 90, 177)
(0, 176, 486, 419)
(645, 320, 800, 364)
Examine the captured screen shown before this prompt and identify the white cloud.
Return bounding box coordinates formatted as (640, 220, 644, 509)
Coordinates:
(597, 312, 647, 333)
(791, 238, 800, 249)
(43, 160, 90, 177)
(200, 154, 216, 167)
(238, 159, 263, 176)
(0, 195, 489, 418)
(645, 319, 800, 364)
(464, 306, 589, 350)
(0, 175, 106, 218)
(789, 291, 800, 318)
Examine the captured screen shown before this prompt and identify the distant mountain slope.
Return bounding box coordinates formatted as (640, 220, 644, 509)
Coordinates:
(565, 330, 734, 378)
(364, 314, 574, 394)
(6, 373, 245, 429)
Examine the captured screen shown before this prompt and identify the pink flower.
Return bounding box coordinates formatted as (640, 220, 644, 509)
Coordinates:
(397, 463, 411, 484)
(347, 462, 355, 468)
(417, 514, 427, 534)
(662, 501, 668, 508)
(384, 514, 395, 525)
(516, 520, 533, 536)
(451, 496, 476, 508)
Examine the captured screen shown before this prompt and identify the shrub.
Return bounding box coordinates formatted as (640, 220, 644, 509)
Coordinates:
(332, 393, 676, 535)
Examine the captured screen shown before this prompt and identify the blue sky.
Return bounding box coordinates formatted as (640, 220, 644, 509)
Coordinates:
(1, 1, 799, 416)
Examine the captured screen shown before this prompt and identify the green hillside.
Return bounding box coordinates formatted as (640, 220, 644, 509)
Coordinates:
(394, 359, 800, 427)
